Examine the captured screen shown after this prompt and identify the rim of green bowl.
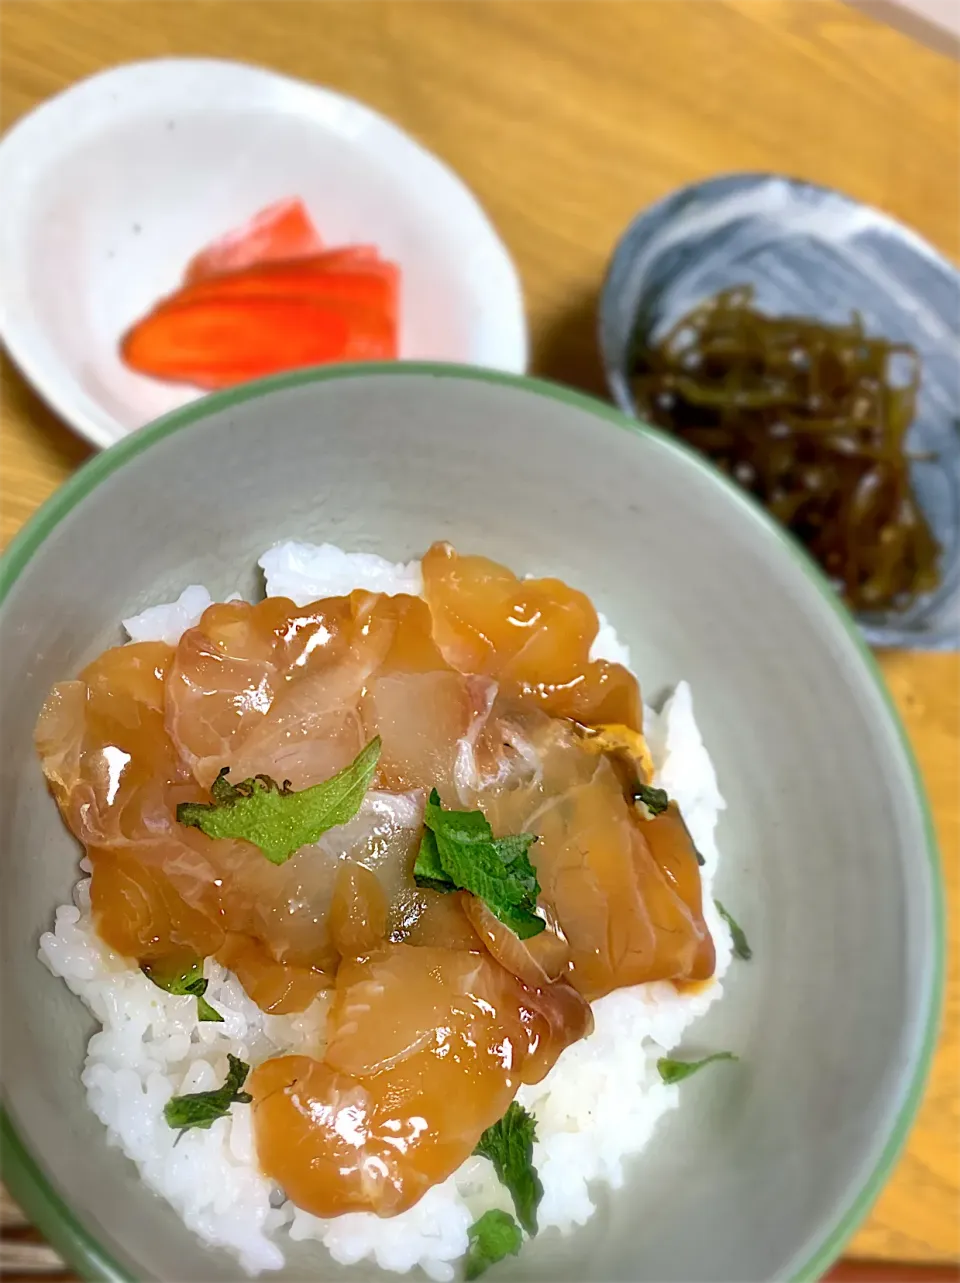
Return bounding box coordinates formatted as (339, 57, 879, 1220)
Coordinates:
(0, 362, 944, 1283)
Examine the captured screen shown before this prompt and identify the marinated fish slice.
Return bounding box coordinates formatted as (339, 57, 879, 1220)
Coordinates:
(36, 626, 403, 992)
(224, 680, 366, 791)
(251, 1052, 512, 1219)
(476, 721, 712, 1000)
(575, 721, 656, 786)
(460, 893, 571, 989)
(83, 783, 421, 1010)
(422, 542, 594, 682)
(87, 839, 224, 961)
(161, 791, 414, 976)
(401, 889, 483, 949)
(325, 946, 486, 1077)
(638, 803, 716, 981)
(35, 643, 227, 964)
(163, 825, 343, 971)
(325, 945, 591, 1084)
(35, 642, 183, 846)
(227, 592, 413, 789)
(165, 786, 423, 977)
(91, 826, 341, 1009)
(517, 973, 595, 1086)
(33, 681, 87, 804)
(373, 594, 452, 673)
(362, 671, 497, 797)
(165, 596, 368, 787)
(250, 944, 591, 1217)
(217, 933, 331, 1014)
(422, 542, 641, 728)
(166, 593, 443, 792)
(312, 789, 425, 941)
(328, 863, 389, 959)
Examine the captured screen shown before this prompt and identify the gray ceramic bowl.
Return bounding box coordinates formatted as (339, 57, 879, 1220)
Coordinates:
(0, 365, 943, 1283)
(599, 172, 960, 651)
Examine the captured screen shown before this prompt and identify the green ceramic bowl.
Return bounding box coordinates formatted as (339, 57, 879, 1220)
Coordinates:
(0, 365, 943, 1283)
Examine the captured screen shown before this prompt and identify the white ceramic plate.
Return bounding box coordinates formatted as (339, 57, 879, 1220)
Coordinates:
(0, 58, 527, 449)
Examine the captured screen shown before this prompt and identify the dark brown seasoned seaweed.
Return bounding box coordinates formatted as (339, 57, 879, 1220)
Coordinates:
(630, 286, 940, 613)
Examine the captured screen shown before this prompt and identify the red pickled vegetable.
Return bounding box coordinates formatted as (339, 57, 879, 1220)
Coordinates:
(184, 197, 324, 283)
(308, 246, 381, 269)
(158, 257, 399, 322)
(121, 199, 401, 388)
(120, 294, 397, 390)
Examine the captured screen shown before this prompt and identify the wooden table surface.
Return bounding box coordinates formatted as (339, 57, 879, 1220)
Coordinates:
(1, 1, 958, 1276)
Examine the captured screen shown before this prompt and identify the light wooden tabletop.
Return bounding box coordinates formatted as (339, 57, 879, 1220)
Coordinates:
(1, 0, 958, 1274)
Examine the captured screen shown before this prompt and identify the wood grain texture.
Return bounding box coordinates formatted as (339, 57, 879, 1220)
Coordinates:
(1, 0, 958, 1272)
(850, 0, 960, 59)
(827, 1266, 960, 1283)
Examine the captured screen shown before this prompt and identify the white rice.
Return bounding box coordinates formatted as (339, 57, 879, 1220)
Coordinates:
(40, 542, 731, 1279)
(121, 584, 215, 646)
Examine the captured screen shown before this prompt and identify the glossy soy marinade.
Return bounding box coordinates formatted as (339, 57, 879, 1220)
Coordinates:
(35, 543, 714, 1220)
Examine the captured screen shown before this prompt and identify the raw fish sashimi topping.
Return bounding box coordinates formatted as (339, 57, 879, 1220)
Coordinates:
(36, 543, 729, 1279)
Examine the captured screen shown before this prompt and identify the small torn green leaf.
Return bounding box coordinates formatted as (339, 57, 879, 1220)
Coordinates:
(415, 791, 544, 939)
(177, 736, 381, 865)
(491, 834, 540, 901)
(164, 1054, 252, 1136)
(715, 900, 752, 960)
(195, 993, 223, 1022)
(474, 1102, 543, 1236)
(632, 787, 705, 864)
(657, 1051, 738, 1085)
(632, 781, 669, 818)
(141, 956, 223, 1024)
(413, 826, 456, 893)
(464, 1209, 523, 1280)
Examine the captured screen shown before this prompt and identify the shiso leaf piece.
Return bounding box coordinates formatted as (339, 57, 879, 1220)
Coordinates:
(177, 737, 381, 865)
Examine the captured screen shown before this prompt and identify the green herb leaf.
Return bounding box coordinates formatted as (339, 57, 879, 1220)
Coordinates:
(657, 1051, 738, 1084)
(414, 791, 544, 939)
(715, 900, 752, 960)
(195, 994, 223, 1022)
(632, 781, 669, 817)
(474, 1102, 543, 1236)
(631, 786, 705, 865)
(141, 956, 224, 1024)
(464, 1209, 523, 1280)
(413, 826, 457, 892)
(490, 834, 540, 900)
(177, 737, 381, 865)
(163, 1054, 252, 1136)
